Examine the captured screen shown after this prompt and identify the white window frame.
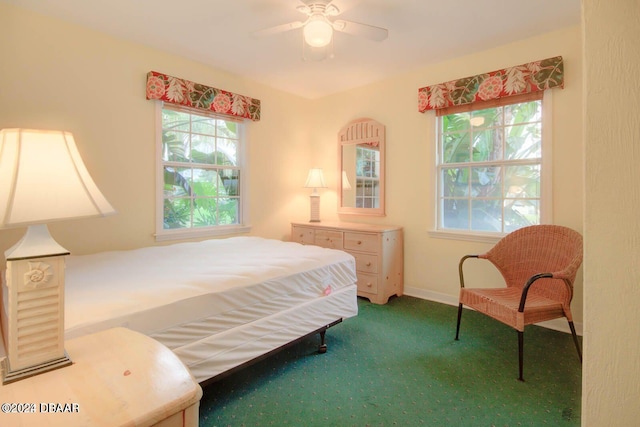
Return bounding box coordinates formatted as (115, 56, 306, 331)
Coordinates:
(429, 91, 553, 244)
(154, 102, 251, 242)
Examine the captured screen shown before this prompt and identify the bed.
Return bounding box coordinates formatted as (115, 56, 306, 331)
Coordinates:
(12, 236, 358, 383)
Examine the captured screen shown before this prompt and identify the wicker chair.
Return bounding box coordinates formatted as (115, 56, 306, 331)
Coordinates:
(455, 224, 583, 381)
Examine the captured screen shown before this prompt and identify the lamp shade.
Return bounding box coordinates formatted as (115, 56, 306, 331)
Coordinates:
(0, 128, 116, 228)
(303, 16, 333, 48)
(341, 170, 352, 190)
(304, 168, 327, 189)
(469, 116, 485, 127)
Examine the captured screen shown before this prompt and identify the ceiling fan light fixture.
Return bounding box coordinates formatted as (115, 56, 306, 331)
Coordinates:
(303, 15, 333, 47)
(469, 116, 485, 126)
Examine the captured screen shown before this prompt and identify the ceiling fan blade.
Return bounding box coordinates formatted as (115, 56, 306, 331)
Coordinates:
(252, 21, 305, 38)
(333, 19, 388, 41)
(325, 3, 340, 16)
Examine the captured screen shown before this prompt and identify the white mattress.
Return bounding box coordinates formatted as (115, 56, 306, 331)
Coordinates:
(64, 236, 356, 338)
(58, 236, 358, 381)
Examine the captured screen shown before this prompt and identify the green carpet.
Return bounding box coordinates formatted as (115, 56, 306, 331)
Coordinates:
(199, 296, 582, 426)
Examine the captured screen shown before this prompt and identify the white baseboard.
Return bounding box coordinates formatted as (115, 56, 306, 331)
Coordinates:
(403, 286, 583, 336)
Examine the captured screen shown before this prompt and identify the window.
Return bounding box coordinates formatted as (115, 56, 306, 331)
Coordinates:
(435, 92, 549, 239)
(355, 145, 381, 208)
(156, 104, 248, 240)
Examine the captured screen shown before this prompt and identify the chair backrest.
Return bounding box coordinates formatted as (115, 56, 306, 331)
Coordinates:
(481, 225, 583, 304)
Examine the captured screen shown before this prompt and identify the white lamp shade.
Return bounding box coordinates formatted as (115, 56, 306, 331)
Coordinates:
(469, 116, 485, 126)
(304, 168, 327, 189)
(303, 16, 333, 48)
(341, 171, 352, 190)
(0, 128, 116, 227)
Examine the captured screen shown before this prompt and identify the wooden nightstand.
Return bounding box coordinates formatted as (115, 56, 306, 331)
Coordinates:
(0, 327, 202, 427)
(291, 221, 403, 304)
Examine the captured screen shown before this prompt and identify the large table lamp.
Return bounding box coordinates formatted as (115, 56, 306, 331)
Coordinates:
(304, 168, 327, 223)
(0, 128, 115, 384)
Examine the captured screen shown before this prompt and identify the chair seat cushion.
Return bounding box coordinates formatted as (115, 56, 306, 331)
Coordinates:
(459, 287, 565, 331)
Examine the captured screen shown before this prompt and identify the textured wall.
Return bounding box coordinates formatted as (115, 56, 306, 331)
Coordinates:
(582, 0, 640, 424)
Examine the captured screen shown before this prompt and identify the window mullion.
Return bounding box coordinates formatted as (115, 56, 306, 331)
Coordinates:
(501, 113, 506, 234)
(445, 158, 540, 169)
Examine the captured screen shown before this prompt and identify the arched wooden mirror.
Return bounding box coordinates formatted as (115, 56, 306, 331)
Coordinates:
(338, 118, 385, 216)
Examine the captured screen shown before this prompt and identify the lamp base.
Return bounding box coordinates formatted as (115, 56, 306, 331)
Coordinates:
(309, 194, 321, 223)
(2, 226, 71, 384)
(2, 352, 72, 385)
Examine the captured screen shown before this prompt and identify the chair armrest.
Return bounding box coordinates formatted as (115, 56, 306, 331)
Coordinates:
(518, 263, 580, 312)
(517, 272, 555, 312)
(458, 255, 479, 288)
(549, 269, 575, 281)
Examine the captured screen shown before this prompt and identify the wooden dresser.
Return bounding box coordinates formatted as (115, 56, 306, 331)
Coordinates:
(291, 221, 403, 304)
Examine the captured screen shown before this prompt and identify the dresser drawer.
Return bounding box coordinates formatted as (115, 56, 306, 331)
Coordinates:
(351, 252, 378, 274)
(314, 230, 344, 249)
(356, 272, 378, 294)
(291, 225, 315, 245)
(344, 232, 378, 253)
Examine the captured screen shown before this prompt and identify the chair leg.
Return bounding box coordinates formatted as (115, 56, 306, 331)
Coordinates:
(518, 331, 524, 382)
(568, 321, 583, 363)
(455, 304, 463, 340)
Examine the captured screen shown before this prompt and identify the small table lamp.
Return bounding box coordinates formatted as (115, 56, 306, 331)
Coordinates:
(304, 168, 327, 222)
(0, 128, 116, 383)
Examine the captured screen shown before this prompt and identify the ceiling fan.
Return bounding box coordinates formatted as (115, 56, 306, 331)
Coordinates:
(253, 1, 388, 58)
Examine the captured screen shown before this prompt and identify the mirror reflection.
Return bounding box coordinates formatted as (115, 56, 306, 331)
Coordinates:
(341, 143, 381, 208)
(338, 118, 385, 216)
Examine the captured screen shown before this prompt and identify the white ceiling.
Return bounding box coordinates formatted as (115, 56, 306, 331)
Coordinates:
(5, 0, 581, 99)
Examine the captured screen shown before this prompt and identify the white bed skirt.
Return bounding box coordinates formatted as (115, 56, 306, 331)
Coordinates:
(174, 284, 357, 383)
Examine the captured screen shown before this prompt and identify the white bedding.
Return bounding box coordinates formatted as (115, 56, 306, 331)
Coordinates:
(58, 236, 358, 382)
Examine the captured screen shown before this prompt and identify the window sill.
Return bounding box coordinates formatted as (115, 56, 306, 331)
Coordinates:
(155, 224, 252, 242)
(428, 229, 503, 244)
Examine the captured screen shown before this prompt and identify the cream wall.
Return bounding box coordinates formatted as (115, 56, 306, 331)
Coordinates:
(310, 26, 585, 327)
(582, 0, 640, 425)
(0, 3, 313, 260)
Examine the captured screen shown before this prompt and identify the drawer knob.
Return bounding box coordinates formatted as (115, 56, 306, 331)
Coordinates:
(366, 262, 372, 267)
(366, 282, 373, 287)
(357, 240, 362, 245)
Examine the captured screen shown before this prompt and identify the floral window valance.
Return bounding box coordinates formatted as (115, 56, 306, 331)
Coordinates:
(146, 71, 261, 121)
(418, 56, 563, 113)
